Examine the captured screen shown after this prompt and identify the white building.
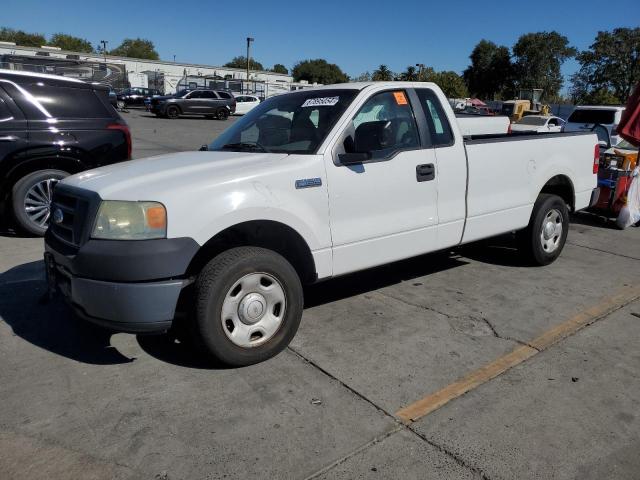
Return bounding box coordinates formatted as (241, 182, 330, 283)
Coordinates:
(0, 42, 315, 97)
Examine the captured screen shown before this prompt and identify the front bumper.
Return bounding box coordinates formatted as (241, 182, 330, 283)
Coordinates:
(45, 232, 199, 333)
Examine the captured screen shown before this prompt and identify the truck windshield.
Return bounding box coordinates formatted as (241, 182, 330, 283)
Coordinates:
(209, 89, 358, 154)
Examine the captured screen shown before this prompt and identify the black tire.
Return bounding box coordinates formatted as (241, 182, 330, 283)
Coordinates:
(166, 105, 180, 119)
(191, 247, 303, 366)
(516, 193, 569, 266)
(216, 108, 229, 121)
(12, 169, 69, 236)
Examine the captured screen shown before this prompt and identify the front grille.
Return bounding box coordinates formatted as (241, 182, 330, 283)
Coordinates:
(50, 186, 93, 248)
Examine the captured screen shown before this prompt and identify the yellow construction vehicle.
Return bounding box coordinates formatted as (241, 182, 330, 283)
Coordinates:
(501, 89, 551, 122)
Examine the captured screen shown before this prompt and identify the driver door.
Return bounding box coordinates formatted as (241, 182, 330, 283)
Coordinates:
(325, 89, 439, 276)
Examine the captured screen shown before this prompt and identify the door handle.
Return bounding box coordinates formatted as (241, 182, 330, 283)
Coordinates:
(0, 135, 18, 142)
(416, 163, 435, 182)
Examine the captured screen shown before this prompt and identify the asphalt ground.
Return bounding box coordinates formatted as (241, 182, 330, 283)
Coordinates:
(1, 108, 639, 479)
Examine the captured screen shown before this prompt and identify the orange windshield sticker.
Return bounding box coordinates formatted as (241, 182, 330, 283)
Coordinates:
(393, 91, 408, 105)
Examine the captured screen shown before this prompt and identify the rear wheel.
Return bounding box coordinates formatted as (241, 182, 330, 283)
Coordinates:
(12, 169, 69, 236)
(216, 108, 229, 121)
(191, 247, 303, 366)
(517, 193, 569, 265)
(166, 105, 180, 119)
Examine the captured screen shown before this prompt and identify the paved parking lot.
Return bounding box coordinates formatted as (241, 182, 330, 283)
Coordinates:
(1, 110, 639, 479)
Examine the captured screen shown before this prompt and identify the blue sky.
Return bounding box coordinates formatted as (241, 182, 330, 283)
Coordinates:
(4, 0, 639, 88)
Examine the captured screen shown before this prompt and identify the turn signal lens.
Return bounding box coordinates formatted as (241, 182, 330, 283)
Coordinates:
(593, 144, 600, 174)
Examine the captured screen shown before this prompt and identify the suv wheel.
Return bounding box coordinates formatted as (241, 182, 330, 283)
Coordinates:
(166, 105, 180, 119)
(12, 169, 69, 236)
(216, 108, 229, 121)
(517, 193, 569, 265)
(191, 247, 303, 366)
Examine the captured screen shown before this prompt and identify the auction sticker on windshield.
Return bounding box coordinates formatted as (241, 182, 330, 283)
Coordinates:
(302, 97, 340, 107)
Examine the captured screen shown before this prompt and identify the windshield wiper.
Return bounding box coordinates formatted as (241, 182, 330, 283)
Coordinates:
(220, 142, 269, 153)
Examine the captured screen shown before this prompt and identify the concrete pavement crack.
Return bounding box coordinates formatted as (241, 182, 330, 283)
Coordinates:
(378, 290, 535, 349)
(289, 345, 493, 479)
(567, 241, 640, 261)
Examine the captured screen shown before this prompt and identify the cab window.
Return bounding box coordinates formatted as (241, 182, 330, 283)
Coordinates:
(415, 89, 454, 146)
(346, 90, 419, 158)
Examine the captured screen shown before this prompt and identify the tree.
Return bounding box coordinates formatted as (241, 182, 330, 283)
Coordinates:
(398, 66, 418, 81)
(271, 63, 288, 75)
(427, 71, 469, 98)
(292, 59, 348, 84)
(463, 40, 515, 100)
(0, 27, 45, 47)
(225, 56, 264, 71)
(372, 64, 394, 81)
(49, 33, 93, 53)
(352, 72, 371, 82)
(572, 27, 640, 103)
(512, 31, 576, 100)
(109, 38, 159, 60)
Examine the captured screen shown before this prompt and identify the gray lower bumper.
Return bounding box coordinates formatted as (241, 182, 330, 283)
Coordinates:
(48, 259, 186, 333)
(71, 277, 185, 332)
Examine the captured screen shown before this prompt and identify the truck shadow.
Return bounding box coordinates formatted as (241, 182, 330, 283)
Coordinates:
(0, 261, 135, 365)
(0, 243, 514, 369)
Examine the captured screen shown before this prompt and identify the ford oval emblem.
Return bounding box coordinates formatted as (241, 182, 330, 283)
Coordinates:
(53, 208, 64, 224)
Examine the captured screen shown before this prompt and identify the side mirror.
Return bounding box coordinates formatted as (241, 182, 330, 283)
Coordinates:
(199, 144, 209, 151)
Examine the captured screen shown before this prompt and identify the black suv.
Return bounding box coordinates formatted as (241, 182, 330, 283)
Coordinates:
(116, 87, 161, 108)
(151, 89, 236, 120)
(0, 70, 132, 235)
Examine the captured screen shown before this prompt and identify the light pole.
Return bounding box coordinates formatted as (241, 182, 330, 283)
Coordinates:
(173, 54, 176, 63)
(415, 63, 425, 81)
(246, 37, 254, 94)
(100, 40, 108, 64)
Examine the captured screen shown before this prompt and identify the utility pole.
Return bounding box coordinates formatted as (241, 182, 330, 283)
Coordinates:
(415, 63, 425, 81)
(173, 54, 176, 63)
(100, 40, 108, 64)
(246, 37, 254, 94)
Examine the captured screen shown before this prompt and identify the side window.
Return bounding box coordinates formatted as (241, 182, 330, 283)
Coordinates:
(21, 85, 111, 119)
(217, 92, 232, 99)
(200, 91, 217, 99)
(235, 96, 245, 103)
(187, 91, 202, 99)
(347, 90, 419, 157)
(415, 89, 454, 146)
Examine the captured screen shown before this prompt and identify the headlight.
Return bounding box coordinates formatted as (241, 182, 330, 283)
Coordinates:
(92, 201, 167, 240)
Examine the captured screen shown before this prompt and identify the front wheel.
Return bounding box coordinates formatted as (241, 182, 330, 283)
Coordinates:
(191, 247, 303, 366)
(517, 193, 569, 265)
(12, 169, 69, 236)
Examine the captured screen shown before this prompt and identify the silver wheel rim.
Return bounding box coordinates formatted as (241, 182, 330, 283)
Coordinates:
(24, 178, 59, 228)
(540, 208, 563, 253)
(221, 272, 286, 348)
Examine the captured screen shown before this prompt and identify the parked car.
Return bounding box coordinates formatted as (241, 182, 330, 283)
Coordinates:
(233, 95, 261, 115)
(0, 69, 131, 235)
(150, 89, 236, 119)
(116, 87, 162, 109)
(564, 105, 626, 146)
(45, 81, 599, 366)
(511, 115, 565, 133)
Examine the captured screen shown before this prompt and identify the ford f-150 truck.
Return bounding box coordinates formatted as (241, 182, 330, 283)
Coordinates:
(44, 82, 600, 366)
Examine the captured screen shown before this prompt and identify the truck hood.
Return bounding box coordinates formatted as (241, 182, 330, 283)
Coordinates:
(62, 151, 290, 201)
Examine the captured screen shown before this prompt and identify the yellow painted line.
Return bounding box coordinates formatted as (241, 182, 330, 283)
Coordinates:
(396, 286, 640, 425)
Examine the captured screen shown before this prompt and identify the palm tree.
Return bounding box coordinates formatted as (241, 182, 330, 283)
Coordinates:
(372, 64, 393, 81)
(399, 66, 418, 81)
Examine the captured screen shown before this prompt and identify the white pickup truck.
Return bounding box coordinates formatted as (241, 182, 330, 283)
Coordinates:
(45, 82, 600, 366)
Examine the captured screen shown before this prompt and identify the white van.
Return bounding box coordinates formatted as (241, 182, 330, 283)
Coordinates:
(564, 106, 626, 146)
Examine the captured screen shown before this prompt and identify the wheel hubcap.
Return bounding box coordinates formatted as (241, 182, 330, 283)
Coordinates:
(221, 272, 286, 348)
(540, 208, 563, 253)
(24, 178, 59, 228)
